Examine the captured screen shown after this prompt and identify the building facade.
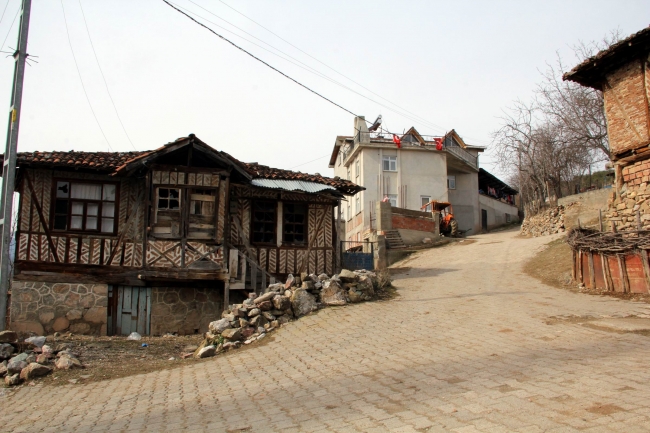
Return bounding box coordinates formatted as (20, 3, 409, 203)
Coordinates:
(329, 116, 518, 244)
(3, 135, 362, 336)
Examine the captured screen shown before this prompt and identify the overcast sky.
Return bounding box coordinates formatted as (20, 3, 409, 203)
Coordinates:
(0, 0, 648, 179)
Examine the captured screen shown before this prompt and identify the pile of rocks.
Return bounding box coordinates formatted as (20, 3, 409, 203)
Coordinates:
(193, 269, 383, 358)
(520, 205, 567, 237)
(0, 330, 83, 387)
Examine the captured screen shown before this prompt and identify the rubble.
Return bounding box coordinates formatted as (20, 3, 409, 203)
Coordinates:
(197, 269, 391, 356)
(520, 205, 571, 237)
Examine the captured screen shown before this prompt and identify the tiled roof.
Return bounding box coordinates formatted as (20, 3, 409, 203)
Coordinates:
(1, 144, 364, 195)
(563, 26, 650, 89)
(0, 150, 148, 171)
(242, 162, 363, 193)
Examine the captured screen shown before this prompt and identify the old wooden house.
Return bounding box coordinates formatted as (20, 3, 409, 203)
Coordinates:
(3, 134, 362, 336)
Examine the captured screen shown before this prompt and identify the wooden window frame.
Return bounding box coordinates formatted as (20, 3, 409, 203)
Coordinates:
(282, 201, 308, 246)
(250, 200, 277, 246)
(50, 178, 120, 235)
(152, 185, 220, 241)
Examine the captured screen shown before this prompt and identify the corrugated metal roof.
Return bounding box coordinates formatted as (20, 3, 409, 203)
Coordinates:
(251, 178, 336, 193)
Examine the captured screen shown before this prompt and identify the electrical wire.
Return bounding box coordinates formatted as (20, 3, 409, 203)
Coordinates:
(186, 0, 449, 135)
(60, 0, 113, 151)
(170, 0, 450, 135)
(162, 0, 357, 117)
(167, 1, 454, 142)
(0, 0, 10, 28)
(77, 0, 137, 151)
(0, 7, 18, 53)
(211, 0, 449, 133)
(289, 154, 329, 170)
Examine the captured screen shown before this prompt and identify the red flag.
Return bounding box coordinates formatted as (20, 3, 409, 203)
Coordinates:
(392, 134, 401, 148)
(434, 137, 443, 151)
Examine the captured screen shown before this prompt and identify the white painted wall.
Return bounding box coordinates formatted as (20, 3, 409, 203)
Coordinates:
(479, 194, 520, 230)
(448, 171, 480, 234)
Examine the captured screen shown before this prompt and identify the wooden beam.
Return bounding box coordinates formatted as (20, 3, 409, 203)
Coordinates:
(24, 171, 59, 262)
(107, 189, 144, 266)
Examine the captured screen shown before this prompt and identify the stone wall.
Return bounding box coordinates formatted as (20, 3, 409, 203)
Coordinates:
(10, 281, 108, 336)
(150, 287, 223, 336)
(605, 159, 650, 231)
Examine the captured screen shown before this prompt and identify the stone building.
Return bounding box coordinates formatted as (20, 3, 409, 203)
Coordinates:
(1, 135, 362, 336)
(564, 26, 650, 230)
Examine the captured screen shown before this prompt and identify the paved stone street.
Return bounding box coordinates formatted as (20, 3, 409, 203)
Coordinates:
(3, 229, 650, 432)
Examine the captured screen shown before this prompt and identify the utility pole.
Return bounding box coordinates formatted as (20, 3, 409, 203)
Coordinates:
(0, 0, 32, 331)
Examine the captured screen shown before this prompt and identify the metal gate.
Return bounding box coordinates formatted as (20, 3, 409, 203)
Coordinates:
(341, 241, 374, 271)
(107, 286, 151, 336)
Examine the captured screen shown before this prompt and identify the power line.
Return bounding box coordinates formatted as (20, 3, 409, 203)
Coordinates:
(166, 1, 448, 139)
(189, 0, 449, 135)
(0, 7, 18, 53)
(60, 0, 113, 151)
(0, 0, 10, 28)
(161, 0, 358, 118)
(77, 0, 136, 151)
(212, 0, 447, 132)
(289, 154, 329, 170)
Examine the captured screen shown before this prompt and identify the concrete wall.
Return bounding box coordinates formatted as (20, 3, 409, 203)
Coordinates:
(479, 195, 520, 230)
(10, 281, 108, 335)
(558, 188, 611, 208)
(448, 171, 480, 233)
(150, 286, 224, 336)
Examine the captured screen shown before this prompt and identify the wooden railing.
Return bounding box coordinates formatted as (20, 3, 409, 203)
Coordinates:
(228, 246, 276, 293)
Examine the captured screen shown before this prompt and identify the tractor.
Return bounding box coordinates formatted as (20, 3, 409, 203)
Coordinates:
(421, 201, 459, 237)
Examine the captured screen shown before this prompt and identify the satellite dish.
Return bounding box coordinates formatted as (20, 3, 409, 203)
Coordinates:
(368, 114, 382, 132)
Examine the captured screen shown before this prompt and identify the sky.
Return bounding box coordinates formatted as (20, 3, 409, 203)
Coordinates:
(0, 0, 648, 180)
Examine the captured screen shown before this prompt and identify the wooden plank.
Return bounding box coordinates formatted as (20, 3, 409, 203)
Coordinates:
(190, 194, 215, 201)
(116, 286, 123, 335)
(122, 287, 132, 335)
(229, 248, 239, 279)
(588, 252, 596, 289)
(618, 255, 629, 293)
(137, 288, 146, 335)
(224, 281, 230, 313)
(24, 171, 59, 262)
(251, 263, 258, 293)
(261, 271, 266, 291)
(107, 285, 113, 336)
(642, 250, 650, 292)
(146, 288, 151, 335)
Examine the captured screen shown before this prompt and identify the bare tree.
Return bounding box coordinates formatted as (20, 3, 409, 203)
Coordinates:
(492, 31, 621, 213)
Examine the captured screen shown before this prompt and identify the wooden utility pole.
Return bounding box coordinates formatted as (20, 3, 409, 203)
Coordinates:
(0, 0, 32, 330)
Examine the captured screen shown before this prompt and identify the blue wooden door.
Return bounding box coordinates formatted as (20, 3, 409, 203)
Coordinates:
(107, 286, 151, 336)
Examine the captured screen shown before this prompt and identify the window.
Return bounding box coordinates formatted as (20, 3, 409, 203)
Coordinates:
(383, 156, 397, 171)
(347, 203, 351, 221)
(190, 189, 215, 216)
(355, 195, 361, 214)
(447, 175, 456, 190)
(347, 168, 351, 181)
(421, 196, 431, 211)
(252, 201, 276, 244)
(506, 213, 511, 223)
(157, 188, 180, 210)
(355, 159, 360, 179)
(53, 181, 118, 233)
(283, 203, 306, 245)
(387, 194, 397, 207)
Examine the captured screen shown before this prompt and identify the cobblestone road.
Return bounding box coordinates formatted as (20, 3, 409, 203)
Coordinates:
(3, 229, 650, 432)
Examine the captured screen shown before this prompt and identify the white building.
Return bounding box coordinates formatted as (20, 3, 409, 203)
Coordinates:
(329, 116, 491, 243)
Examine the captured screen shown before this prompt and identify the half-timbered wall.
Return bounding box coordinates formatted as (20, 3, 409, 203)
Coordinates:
(16, 169, 145, 268)
(146, 169, 228, 270)
(229, 184, 336, 276)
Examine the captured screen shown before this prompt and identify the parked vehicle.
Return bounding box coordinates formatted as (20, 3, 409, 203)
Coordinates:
(421, 201, 458, 236)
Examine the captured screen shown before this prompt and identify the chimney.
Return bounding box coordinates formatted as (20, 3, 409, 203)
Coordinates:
(354, 116, 370, 145)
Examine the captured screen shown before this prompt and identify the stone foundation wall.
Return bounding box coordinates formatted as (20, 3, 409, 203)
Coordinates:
(605, 159, 650, 231)
(10, 281, 108, 335)
(150, 287, 223, 336)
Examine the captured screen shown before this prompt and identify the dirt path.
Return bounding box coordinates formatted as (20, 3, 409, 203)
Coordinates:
(3, 229, 650, 432)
